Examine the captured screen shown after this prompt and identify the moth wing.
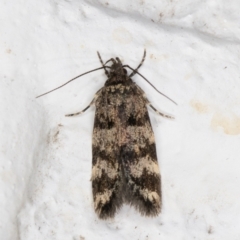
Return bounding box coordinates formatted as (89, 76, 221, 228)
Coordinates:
(91, 91, 123, 219)
(122, 91, 161, 216)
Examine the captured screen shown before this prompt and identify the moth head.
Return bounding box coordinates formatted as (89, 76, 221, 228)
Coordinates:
(109, 57, 127, 76)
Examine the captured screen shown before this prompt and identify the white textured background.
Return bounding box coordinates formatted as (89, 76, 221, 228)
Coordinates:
(1, 0, 240, 239)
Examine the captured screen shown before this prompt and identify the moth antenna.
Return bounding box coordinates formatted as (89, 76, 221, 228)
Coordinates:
(104, 58, 116, 65)
(123, 65, 177, 105)
(36, 66, 110, 98)
(129, 49, 146, 77)
(97, 51, 109, 77)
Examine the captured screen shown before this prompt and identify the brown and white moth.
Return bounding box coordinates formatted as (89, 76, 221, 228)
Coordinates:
(37, 50, 176, 219)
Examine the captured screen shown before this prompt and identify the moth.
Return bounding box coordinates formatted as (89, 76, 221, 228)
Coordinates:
(37, 50, 176, 219)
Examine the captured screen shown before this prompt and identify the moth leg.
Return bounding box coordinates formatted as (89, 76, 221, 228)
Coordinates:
(97, 51, 109, 77)
(65, 89, 102, 117)
(135, 83, 174, 119)
(149, 104, 174, 119)
(129, 49, 146, 77)
(65, 100, 94, 117)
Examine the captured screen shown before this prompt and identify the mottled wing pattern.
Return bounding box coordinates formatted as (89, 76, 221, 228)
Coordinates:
(119, 84, 161, 216)
(91, 87, 123, 219)
(92, 82, 161, 219)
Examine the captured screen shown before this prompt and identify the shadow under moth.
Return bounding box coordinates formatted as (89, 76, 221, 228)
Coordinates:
(37, 50, 176, 219)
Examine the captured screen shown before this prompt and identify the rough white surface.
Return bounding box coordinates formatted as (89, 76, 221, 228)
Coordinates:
(1, 0, 240, 239)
